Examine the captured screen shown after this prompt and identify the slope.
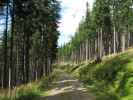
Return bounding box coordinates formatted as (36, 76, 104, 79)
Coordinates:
(61, 49, 133, 100)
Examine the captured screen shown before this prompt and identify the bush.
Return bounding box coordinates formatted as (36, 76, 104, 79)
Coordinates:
(16, 87, 40, 100)
(38, 77, 50, 91)
(74, 50, 133, 100)
(96, 92, 120, 100)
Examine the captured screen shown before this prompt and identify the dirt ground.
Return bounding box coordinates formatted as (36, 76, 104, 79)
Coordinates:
(40, 72, 95, 100)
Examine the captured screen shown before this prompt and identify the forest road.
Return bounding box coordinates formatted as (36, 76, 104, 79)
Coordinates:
(40, 71, 95, 100)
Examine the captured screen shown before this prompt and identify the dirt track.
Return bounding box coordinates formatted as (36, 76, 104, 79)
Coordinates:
(40, 72, 95, 100)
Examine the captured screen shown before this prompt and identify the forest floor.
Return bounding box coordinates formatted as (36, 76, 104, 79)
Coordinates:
(1, 49, 133, 100)
(0, 69, 95, 100)
(40, 70, 95, 100)
(2, 49, 133, 100)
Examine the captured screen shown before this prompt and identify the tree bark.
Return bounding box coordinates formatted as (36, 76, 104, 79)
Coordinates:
(86, 39, 88, 62)
(122, 33, 126, 52)
(113, 27, 116, 54)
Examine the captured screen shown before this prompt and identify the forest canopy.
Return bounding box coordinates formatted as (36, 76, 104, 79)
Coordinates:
(0, 0, 60, 88)
(58, 0, 133, 63)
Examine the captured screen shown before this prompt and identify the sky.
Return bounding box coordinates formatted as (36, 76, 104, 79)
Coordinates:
(58, 0, 95, 46)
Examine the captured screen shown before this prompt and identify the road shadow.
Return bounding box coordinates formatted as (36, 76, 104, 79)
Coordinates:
(39, 78, 95, 100)
(40, 89, 95, 100)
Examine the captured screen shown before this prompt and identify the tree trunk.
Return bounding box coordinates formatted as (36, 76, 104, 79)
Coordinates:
(113, 27, 116, 54)
(100, 28, 103, 58)
(3, 0, 9, 88)
(86, 39, 88, 62)
(122, 33, 126, 52)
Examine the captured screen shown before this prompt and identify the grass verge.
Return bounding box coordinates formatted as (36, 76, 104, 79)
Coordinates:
(0, 71, 59, 100)
(58, 49, 133, 100)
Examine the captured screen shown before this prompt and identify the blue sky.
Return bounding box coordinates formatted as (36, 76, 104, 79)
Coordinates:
(58, 0, 95, 46)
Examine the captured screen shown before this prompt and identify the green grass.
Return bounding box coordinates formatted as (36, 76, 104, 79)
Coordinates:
(15, 87, 40, 100)
(0, 72, 57, 100)
(64, 49, 133, 100)
(1, 49, 133, 100)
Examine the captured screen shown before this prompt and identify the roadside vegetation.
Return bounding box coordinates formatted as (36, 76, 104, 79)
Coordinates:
(58, 49, 133, 100)
(0, 70, 60, 100)
(1, 49, 132, 100)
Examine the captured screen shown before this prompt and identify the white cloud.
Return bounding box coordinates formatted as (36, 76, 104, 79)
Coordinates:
(58, 0, 95, 46)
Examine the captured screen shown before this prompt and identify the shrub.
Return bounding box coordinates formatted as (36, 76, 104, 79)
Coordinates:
(16, 87, 40, 100)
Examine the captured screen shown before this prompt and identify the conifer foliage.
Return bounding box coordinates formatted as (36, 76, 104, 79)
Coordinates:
(0, 0, 60, 88)
(58, 0, 133, 64)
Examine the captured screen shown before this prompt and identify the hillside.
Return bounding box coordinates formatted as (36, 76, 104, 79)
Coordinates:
(59, 49, 133, 100)
(0, 67, 95, 100)
(0, 49, 133, 100)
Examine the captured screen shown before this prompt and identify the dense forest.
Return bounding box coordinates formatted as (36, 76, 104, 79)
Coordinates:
(57, 1, 133, 99)
(0, 0, 60, 89)
(58, 0, 133, 64)
(0, 0, 133, 100)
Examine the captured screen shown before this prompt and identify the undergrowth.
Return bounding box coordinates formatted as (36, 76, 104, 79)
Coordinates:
(0, 71, 58, 100)
(60, 49, 133, 100)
